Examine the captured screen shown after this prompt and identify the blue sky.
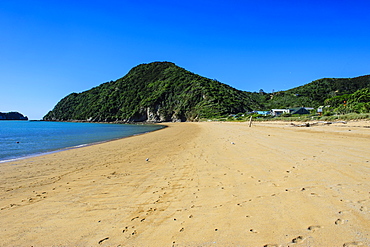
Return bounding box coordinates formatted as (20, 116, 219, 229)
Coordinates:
(1, 0, 369, 119)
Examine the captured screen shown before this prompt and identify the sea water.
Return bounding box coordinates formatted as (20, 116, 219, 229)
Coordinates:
(0, 121, 164, 162)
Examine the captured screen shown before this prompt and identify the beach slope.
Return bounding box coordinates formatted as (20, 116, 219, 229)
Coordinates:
(1, 122, 369, 246)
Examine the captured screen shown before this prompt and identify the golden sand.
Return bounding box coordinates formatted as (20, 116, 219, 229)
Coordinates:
(1, 121, 369, 246)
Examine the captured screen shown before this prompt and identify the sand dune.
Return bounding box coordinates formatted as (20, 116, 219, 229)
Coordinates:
(0, 121, 369, 246)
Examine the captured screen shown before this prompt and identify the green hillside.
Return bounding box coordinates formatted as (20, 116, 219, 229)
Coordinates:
(262, 75, 370, 109)
(44, 62, 262, 122)
(44, 62, 370, 122)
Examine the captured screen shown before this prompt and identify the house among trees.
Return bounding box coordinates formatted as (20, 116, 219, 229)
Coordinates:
(254, 111, 271, 116)
(271, 109, 291, 116)
(290, 107, 311, 115)
(271, 107, 310, 116)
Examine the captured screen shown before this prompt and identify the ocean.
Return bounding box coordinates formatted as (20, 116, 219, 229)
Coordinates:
(0, 121, 164, 162)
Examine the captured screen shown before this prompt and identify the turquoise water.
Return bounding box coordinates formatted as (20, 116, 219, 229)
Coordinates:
(0, 121, 164, 162)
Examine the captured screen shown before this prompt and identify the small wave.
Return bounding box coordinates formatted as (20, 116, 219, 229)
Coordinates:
(73, 144, 88, 148)
(0, 157, 25, 164)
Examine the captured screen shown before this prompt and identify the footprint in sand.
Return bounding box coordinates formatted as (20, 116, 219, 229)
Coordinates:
(98, 237, 109, 244)
(343, 241, 364, 246)
(359, 206, 367, 212)
(307, 225, 322, 232)
(292, 236, 305, 244)
(339, 210, 350, 215)
(310, 192, 321, 197)
(131, 216, 139, 221)
(340, 199, 353, 203)
(357, 199, 367, 203)
(335, 218, 345, 225)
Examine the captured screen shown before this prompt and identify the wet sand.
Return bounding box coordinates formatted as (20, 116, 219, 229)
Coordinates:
(1, 121, 369, 246)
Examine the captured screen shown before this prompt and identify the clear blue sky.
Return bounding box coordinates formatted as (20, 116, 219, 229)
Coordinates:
(1, 0, 369, 119)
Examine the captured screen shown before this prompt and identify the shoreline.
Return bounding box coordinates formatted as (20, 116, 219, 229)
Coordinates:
(38, 119, 171, 125)
(0, 122, 167, 164)
(1, 122, 369, 246)
(2, 119, 368, 164)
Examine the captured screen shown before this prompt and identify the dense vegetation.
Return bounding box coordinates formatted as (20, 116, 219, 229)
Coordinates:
(44, 62, 370, 122)
(258, 75, 370, 110)
(44, 62, 262, 122)
(224, 86, 370, 122)
(324, 87, 370, 114)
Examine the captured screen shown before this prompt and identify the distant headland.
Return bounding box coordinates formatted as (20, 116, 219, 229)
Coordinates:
(0, 112, 28, 120)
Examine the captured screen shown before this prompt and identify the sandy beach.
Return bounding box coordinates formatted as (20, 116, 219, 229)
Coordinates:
(1, 121, 369, 246)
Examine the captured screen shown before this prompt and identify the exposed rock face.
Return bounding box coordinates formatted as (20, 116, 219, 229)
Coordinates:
(0, 112, 28, 120)
(146, 106, 162, 122)
(127, 106, 183, 123)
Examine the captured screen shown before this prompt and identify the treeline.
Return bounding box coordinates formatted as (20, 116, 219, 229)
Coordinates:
(257, 75, 370, 110)
(324, 88, 370, 114)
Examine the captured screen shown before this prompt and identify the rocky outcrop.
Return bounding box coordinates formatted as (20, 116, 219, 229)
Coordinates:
(127, 106, 184, 123)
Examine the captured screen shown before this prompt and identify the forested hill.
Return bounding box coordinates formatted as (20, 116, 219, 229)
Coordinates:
(44, 62, 262, 122)
(44, 62, 370, 122)
(262, 75, 370, 109)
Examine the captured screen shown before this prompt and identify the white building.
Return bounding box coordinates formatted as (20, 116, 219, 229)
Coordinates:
(271, 109, 290, 116)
